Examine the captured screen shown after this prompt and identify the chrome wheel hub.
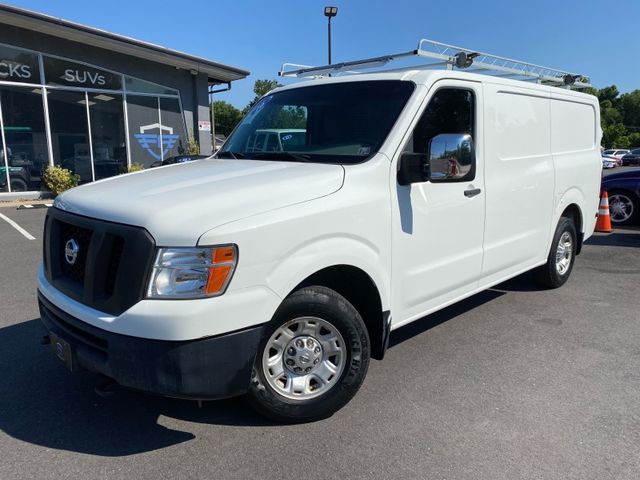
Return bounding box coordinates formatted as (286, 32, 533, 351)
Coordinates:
(609, 194, 633, 223)
(262, 317, 345, 400)
(284, 336, 323, 374)
(555, 231, 573, 275)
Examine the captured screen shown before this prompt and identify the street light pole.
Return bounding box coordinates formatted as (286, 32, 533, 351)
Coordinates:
(324, 6, 338, 65)
(328, 15, 332, 64)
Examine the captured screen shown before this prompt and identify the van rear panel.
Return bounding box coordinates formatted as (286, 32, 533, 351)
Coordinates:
(550, 91, 602, 240)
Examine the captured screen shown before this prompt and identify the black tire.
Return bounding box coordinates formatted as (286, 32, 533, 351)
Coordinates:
(10, 178, 28, 192)
(607, 189, 639, 226)
(246, 286, 370, 423)
(534, 216, 577, 289)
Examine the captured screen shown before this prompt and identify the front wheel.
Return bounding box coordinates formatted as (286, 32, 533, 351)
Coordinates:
(608, 189, 638, 226)
(534, 216, 577, 289)
(246, 286, 370, 423)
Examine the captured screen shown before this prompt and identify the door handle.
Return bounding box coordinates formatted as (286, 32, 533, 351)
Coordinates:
(464, 188, 482, 198)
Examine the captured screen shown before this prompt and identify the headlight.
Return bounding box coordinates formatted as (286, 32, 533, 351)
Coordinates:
(147, 245, 238, 299)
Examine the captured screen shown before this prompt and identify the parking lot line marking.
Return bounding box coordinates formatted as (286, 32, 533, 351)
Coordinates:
(0, 212, 36, 240)
(17, 203, 51, 210)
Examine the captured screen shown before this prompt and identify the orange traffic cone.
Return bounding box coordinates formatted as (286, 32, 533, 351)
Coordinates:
(595, 191, 612, 233)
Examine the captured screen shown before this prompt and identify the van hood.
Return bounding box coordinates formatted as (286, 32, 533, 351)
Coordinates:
(55, 159, 345, 245)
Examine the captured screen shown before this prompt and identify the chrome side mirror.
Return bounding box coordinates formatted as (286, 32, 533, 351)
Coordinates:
(428, 133, 475, 181)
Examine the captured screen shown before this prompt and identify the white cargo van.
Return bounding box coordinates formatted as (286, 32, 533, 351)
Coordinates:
(38, 40, 602, 422)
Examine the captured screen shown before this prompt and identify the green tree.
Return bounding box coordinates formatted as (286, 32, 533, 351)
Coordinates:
(602, 123, 629, 149)
(212, 100, 243, 136)
(596, 85, 620, 106)
(266, 106, 307, 129)
(254, 79, 281, 97)
(585, 85, 639, 148)
(620, 90, 640, 128)
(628, 132, 640, 148)
(601, 106, 623, 126)
(243, 79, 282, 114)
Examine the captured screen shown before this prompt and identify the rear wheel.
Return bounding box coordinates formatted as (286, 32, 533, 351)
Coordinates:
(534, 216, 577, 289)
(608, 189, 638, 226)
(246, 286, 370, 423)
(9, 178, 28, 192)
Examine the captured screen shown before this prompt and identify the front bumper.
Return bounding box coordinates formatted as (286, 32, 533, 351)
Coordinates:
(38, 292, 264, 399)
(37, 264, 281, 340)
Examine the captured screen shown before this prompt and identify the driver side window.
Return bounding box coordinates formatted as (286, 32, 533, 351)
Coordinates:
(411, 88, 474, 153)
(408, 88, 476, 182)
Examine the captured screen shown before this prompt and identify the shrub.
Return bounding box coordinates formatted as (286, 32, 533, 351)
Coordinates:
(186, 131, 200, 155)
(42, 165, 80, 196)
(128, 163, 145, 173)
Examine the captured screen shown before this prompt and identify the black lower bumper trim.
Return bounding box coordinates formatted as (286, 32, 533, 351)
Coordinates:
(38, 292, 264, 400)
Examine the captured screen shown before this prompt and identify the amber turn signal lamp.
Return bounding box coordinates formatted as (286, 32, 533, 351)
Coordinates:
(205, 265, 233, 295)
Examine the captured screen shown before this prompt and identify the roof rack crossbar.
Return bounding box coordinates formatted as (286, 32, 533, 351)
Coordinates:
(279, 50, 417, 77)
(279, 38, 591, 88)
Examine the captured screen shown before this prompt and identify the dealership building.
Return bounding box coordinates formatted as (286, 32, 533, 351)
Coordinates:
(0, 4, 249, 196)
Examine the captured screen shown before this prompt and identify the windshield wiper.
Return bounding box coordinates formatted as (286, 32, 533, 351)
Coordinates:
(251, 152, 313, 163)
(215, 151, 244, 159)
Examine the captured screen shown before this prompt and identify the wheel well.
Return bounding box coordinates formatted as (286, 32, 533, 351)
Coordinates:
(562, 204, 583, 254)
(294, 265, 387, 360)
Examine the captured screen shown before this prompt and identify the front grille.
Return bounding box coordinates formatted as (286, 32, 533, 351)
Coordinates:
(58, 222, 92, 285)
(104, 235, 124, 296)
(43, 208, 156, 316)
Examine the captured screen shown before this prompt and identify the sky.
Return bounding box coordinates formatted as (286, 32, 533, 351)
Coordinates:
(6, 0, 640, 108)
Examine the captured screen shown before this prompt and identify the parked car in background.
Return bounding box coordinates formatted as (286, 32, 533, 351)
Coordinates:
(602, 155, 617, 169)
(150, 154, 210, 168)
(601, 169, 640, 225)
(621, 149, 640, 166)
(603, 149, 630, 162)
(245, 129, 307, 153)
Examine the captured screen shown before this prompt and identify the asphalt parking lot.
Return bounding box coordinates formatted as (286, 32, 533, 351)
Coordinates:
(1, 206, 639, 480)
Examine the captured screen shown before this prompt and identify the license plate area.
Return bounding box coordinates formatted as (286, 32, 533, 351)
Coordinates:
(50, 332, 75, 371)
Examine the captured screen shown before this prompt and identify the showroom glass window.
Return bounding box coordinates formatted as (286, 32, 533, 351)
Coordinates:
(160, 97, 186, 159)
(0, 43, 189, 192)
(0, 45, 47, 192)
(88, 93, 127, 180)
(125, 76, 176, 95)
(47, 90, 92, 182)
(0, 87, 48, 191)
(0, 122, 5, 192)
(127, 94, 187, 168)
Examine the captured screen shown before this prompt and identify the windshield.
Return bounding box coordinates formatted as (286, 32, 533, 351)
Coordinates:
(217, 80, 415, 164)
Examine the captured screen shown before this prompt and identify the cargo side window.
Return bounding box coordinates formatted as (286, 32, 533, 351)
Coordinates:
(410, 88, 475, 181)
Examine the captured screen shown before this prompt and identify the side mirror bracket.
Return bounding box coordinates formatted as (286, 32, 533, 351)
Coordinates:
(397, 153, 429, 186)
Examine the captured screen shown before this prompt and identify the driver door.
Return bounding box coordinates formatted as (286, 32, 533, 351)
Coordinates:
(391, 81, 485, 326)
